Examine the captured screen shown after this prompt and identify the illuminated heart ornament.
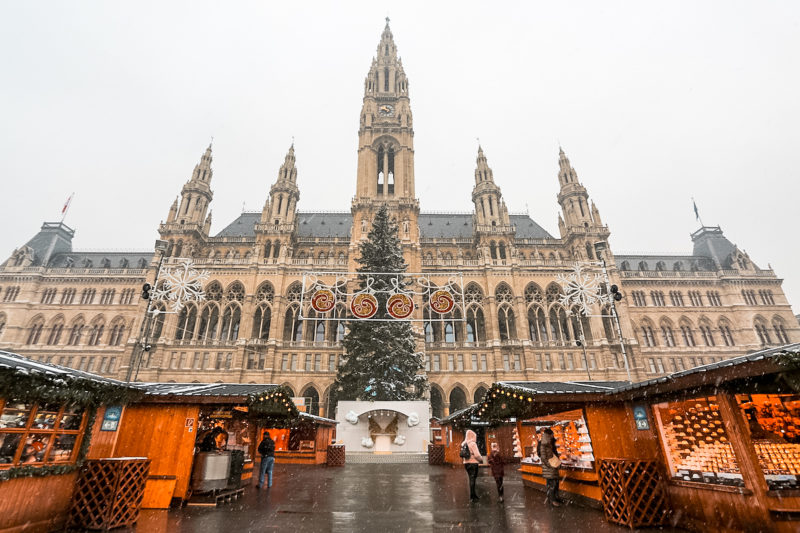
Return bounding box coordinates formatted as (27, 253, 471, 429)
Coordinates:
(350, 293, 378, 319)
(430, 289, 455, 314)
(386, 292, 414, 319)
(310, 289, 335, 313)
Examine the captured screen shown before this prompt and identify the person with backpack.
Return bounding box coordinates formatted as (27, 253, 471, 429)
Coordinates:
(257, 431, 275, 489)
(461, 429, 483, 503)
(487, 442, 505, 502)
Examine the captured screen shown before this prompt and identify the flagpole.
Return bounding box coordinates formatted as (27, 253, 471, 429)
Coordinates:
(60, 193, 74, 224)
(692, 197, 704, 227)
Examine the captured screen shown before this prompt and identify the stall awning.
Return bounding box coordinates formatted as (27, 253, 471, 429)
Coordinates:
(470, 343, 800, 423)
(139, 382, 282, 400)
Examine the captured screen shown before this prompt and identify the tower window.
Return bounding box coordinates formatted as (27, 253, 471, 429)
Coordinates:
(377, 145, 385, 192)
(387, 147, 395, 195)
(384, 68, 389, 91)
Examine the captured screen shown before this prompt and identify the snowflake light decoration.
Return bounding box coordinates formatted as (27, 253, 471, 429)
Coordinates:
(150, 259, 209, 313)
(556, 262, 608, 316)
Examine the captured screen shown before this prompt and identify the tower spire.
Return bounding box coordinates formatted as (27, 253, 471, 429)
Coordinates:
(261, 144, 300, 226)
(472, 145, 509, 228)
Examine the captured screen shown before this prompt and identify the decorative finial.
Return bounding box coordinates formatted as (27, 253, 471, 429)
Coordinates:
(385, 16, 390, 26)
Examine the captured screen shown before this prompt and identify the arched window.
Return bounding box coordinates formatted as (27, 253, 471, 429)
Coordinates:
(498, 242, 506, 260)
(660, 320, 676, 347)
(205, 281, 223, 302)
(108, 318, 126, 346)
(175, 304, 197, 340)
(47, 317, 65, 345)
(620, 261, 630, 271)
(497, 306, 516, 341)
(754, 317, 772, 345)
(585, 243, 594, 260)
(197, 304, 219, 340)
(698, 321, 715, 347)
(679, 321, 696, 347)
(87, 318, 105, 346)
(26, 317, 45, 345)
(424, 323, 434, 343)
(772, 317, 790, 344)
(315, 322, 325, 342)
(641, 320, 657, 347)
(718, 319, 735, 346)
(220, 305, 241, 341)
(67, 318, 85, 346)
(226, 282, 245, 302)
(151, 304, 166, 338)
(253, 305, 272, 340)
(527, 306, 547, 342)
(283, 306, 302, 341)
(602, 305, 616, 342)
(273, 241, 281, 258)
(264, 240, 272, 258)
(0, 313, 6, 339)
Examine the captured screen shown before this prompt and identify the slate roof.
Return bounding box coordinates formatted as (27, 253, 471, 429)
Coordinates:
(615, 254, 717, 272)
(47, 251, 152, 270)
(214, 212, 554, 240)
(498, 381, 630, 394)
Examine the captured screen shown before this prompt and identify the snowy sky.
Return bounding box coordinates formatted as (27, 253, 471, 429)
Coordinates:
(1, 1, 799, 312)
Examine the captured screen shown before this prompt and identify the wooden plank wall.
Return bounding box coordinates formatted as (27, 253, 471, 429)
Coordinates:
(86, 406, 123, 459)
(585, 403, 660, 461)
(113, 404, 199, 502)
(0, 472, 78, 533)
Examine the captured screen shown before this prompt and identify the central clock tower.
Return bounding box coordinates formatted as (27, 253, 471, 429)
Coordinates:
(352, 19, 419, 252)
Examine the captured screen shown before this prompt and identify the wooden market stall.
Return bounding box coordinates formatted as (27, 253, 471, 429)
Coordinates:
(472, 343, 800, 532)
(0, 350, 142, 533)
(113, 382, 336, 507)
(115, 382, 297, 507)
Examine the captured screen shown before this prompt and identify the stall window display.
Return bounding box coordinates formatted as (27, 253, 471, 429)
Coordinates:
(737, 393, 800, 490)
(519, 409, 595, 469)
(654, 396, 744, 487)
(0, 399, 86, 466)
(196, 407, 254, 461)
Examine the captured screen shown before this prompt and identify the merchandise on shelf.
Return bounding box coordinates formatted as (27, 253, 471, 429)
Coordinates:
(738, 393, 800, 490)
(519, 409, 594, 469)
(654, 396, 744, 487)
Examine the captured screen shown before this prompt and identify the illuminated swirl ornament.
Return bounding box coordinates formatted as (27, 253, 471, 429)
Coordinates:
(350, 293, 378, 319)
(386, 292, 414, 319)
(429, 289, 455, 314)
(310, 288, 335, 313)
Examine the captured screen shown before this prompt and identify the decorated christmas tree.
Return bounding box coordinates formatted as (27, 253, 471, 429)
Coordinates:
(332, 205, 427, 405)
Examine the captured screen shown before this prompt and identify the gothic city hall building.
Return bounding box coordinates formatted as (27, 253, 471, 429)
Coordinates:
(1, 22, 798, 418)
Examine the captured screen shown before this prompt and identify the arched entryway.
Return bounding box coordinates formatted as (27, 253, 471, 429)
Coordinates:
(449, 386, 467, 414)
(301, 385, 320, 416)
(473, 386, 488, 404)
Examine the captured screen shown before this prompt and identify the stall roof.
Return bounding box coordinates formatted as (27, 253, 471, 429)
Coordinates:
(499, 381, 630, 395)
(0, 350, 134, 388)
(297, 412, 338, 425)
(139, 382, 281, 398)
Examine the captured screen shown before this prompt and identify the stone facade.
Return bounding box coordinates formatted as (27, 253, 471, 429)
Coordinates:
(1, 21, 798, 418)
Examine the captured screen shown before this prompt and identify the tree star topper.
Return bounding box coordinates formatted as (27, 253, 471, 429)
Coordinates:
(150, 259, 209, 313)
(556, 262, 607, 316)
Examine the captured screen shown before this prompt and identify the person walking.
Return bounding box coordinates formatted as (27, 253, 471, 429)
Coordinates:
(487, 442, 505, 502)
(537, 428, 562, 507)
(461, 429, 483, 503)
(257, 431, 275, 489)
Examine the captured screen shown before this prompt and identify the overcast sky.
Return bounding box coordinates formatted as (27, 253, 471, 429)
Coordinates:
(1, 1, 799, 311)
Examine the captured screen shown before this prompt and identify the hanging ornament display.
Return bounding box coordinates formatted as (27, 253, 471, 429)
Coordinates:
(350, 293, 378, 319)
(310, 288, 335, 313)
(386, 293, 414, 319)
(429, 289, 455, 314)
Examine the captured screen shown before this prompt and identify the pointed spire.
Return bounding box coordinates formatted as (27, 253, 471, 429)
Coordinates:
(277, 143, 298, 183)
(474, 144, 493, 184)
(557, 147, 578, 186)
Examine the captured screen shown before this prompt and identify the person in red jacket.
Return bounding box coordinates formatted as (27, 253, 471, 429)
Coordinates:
(487, 442, 505, 502)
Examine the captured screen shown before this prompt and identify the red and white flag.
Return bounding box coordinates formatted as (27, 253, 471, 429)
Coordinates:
(61, 193, 74, 219)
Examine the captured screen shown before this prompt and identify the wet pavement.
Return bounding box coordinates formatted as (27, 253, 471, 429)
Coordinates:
(125, 463, 683, 533)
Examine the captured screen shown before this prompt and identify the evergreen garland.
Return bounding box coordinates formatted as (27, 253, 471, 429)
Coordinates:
(0, 369, 142, 407)
(332, 205, 428, 406)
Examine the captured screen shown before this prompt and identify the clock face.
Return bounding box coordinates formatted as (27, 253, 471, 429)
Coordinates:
(378, 104, 395, 117)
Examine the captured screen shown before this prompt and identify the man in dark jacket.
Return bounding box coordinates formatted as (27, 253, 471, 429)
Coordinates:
(257, 431, 275, 489)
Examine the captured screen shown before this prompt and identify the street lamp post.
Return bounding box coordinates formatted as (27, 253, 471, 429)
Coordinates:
(125, 239, 170, 383)
(594, 241, 633, 383)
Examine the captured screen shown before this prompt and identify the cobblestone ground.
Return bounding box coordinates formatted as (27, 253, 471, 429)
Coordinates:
(124, 463, 684, 533)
